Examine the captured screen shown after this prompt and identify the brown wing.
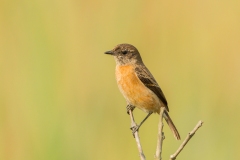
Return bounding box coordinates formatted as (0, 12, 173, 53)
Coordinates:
(135, 65, 169, 112)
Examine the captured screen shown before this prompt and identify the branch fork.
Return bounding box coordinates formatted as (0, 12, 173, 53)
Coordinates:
(128, 108, 203, 160)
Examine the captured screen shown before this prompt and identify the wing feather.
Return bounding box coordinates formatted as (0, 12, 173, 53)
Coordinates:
(135, 65, 169, 112)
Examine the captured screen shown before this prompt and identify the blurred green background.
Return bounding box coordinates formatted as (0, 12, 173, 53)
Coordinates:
(1, 0, 240, 160)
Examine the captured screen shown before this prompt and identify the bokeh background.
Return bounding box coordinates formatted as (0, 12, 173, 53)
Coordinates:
(1, 0, 240, 160)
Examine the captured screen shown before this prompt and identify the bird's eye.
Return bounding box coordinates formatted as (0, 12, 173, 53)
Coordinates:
(121, 50, 128, 54)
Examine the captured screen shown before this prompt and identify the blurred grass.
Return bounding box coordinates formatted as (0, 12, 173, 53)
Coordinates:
(0, 0, 240, 160)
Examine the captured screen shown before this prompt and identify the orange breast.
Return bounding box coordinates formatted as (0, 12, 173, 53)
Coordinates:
(115, 65, 160, 113)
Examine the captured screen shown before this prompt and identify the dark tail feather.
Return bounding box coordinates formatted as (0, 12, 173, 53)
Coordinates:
(163, 111, 181, 140)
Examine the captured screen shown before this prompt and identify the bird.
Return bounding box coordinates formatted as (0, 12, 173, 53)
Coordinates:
(105, 43, 180, 140)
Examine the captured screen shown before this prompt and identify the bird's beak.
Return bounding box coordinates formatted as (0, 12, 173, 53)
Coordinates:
(104, 50, 114, 55)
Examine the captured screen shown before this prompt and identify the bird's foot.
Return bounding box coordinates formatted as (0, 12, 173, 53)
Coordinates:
(130, 124, 140, 136)
(126, 104, 135, 114)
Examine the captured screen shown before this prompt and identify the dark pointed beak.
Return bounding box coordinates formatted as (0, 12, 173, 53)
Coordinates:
(104, 50, 114, 55)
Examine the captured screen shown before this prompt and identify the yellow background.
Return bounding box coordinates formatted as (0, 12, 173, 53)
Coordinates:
(1, 1, 240, 160)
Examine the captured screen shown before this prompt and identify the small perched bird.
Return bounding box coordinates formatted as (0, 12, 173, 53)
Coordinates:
(105, 43, 180, 140)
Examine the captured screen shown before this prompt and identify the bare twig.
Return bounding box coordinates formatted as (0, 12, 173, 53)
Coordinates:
(129, 110, 146, 160)
(154, 107, 165, 160)
(170, 120, 204, 160)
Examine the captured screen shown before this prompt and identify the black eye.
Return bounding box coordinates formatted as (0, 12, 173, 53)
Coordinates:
(121, 50, 128, 54)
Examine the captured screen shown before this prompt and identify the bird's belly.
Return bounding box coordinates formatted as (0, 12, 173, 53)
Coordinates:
(116, 65, 160, 113)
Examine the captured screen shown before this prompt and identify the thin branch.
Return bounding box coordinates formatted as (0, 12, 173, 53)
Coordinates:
(154, 107, 165, 160)
(170, 120, 204, 160)
(129, 110, 146, 160)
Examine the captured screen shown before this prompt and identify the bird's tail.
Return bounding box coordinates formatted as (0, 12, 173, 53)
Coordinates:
(163, 111, 181, 140)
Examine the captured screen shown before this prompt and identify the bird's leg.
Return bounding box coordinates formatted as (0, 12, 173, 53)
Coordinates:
(130, 112, 153, 134)
(126, 104, 135, 114)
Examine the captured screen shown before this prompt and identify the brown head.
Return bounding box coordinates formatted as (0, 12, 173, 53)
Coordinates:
(105, 44, 143, 65)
